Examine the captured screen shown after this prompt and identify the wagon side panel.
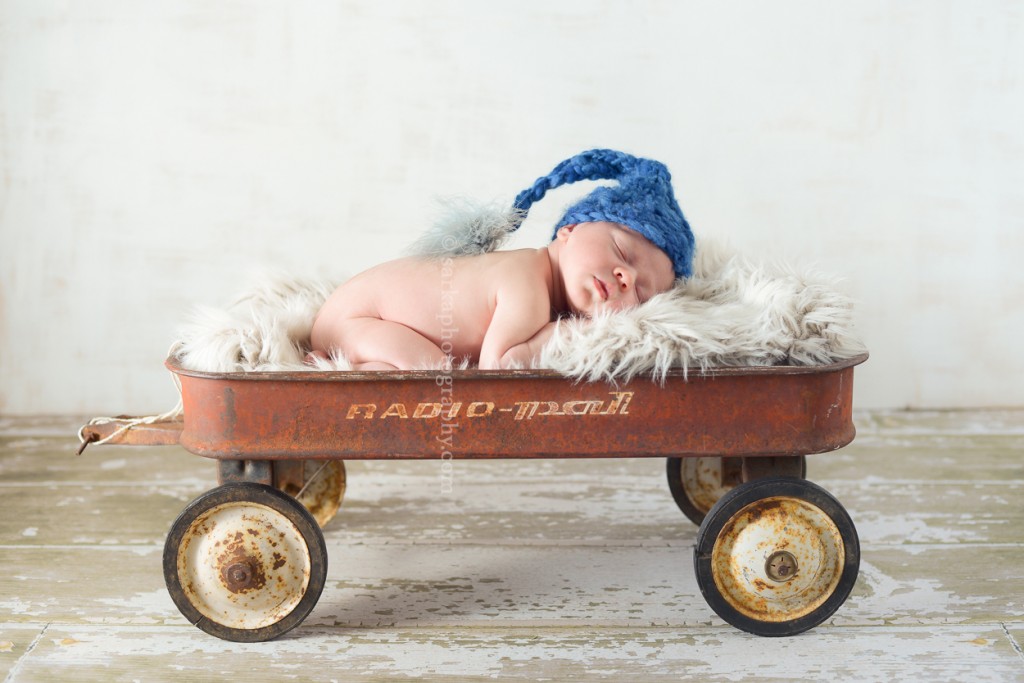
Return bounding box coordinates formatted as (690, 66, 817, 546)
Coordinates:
(175, 363, 857, 460)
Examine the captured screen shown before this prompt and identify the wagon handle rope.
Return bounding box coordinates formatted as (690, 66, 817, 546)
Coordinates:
(76, 370, 184, 455)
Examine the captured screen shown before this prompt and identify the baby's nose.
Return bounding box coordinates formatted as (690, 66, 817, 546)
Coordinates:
(614, 267, 634, 292)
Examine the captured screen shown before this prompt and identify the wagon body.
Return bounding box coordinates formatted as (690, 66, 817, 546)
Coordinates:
(168, 354, 865, 461)
(83, 354, 869, 641)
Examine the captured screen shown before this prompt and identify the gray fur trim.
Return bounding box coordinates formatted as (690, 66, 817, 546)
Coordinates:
(406, 198, 526, 258)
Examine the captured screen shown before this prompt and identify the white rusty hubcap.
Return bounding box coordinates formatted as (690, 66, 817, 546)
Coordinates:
(176, 501, 312, 630)
(682, 457, 743, 516)
(277, 460, 347, 528)
(711, 496, 845, 623)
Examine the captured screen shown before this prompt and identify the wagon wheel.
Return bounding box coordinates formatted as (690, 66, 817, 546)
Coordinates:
(274, 460, 347, 528)
(163, 482, 328, 642)
(693, 477, 859, 637)
(666, 456, 806, 526)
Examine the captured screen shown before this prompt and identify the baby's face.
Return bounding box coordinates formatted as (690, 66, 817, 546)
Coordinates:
(555, 221, 676, 317)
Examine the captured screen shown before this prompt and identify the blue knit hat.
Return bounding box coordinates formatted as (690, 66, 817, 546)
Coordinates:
(512, 149, 695, 278)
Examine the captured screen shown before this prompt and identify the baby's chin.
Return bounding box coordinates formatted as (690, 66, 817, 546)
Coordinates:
(565, 289, 639, 318)
(568, 300, 597, 318)
(574, 301, 639, 319)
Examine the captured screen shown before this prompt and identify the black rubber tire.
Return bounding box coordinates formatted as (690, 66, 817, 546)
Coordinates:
(163, 482, 328, 642)
(693, 477, 859, 637)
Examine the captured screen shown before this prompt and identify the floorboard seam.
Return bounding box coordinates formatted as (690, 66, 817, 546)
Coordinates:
(1001, 622, 1024, 661)
(2, 622, 49, 683)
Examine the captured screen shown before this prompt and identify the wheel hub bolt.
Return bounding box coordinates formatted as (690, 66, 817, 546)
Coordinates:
(765, 550, 798, 582)
(224, 561, 254, 590)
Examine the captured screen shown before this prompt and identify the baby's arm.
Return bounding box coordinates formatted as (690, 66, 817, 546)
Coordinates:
(478, 280, 554, 370)
(491, 321, 559, 368)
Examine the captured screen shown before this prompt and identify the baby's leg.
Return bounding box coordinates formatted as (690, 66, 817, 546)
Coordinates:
(352, 361, 402, 371)
(305, 349, 396, 370)
(318, 317, 447, 371)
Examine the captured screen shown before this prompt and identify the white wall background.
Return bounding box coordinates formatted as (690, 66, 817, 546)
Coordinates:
(1, 0, 1022, 414)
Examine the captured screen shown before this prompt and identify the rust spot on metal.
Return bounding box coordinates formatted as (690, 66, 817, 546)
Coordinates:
(215, 529, 268, 594)
(744, 499, 784, 523)
(221, 558, 266, 594)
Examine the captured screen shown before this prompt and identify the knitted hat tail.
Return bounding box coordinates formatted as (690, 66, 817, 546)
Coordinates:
(512, 150, 644, 217)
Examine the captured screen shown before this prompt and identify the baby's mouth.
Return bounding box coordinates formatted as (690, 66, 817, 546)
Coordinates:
(593, 276, 609, 302)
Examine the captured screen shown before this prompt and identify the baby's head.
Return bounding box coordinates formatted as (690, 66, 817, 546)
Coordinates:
(549, 220, 676, 316)
(513, 149, 695, 316)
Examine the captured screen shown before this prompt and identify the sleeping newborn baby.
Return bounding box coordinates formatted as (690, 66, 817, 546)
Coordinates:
(309, 149, 695, 371)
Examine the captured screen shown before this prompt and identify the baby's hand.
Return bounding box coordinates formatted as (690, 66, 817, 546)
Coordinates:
(485, 321, 559, 369)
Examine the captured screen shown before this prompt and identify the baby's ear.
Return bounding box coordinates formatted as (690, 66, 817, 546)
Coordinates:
(554, 224, 577, 241)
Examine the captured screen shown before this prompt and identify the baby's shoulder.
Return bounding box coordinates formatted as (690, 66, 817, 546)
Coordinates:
(481, 249, 551, 307)
(484, 248, 548, 275)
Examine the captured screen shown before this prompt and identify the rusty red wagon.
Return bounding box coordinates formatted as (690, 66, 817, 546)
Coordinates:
(80, 353, 867, 642)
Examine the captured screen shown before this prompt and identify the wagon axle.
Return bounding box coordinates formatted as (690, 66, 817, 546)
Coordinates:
(766, 550, 798, 582)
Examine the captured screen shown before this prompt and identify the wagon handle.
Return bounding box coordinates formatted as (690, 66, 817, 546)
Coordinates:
(76, 431, 100, 456)
(77, 403, 185, 454)
(77, 360, 187, 454)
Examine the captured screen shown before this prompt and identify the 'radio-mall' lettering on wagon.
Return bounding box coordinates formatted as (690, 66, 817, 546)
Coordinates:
(344, 391, 634, 421)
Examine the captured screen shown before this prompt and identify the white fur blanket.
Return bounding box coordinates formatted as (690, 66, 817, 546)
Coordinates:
(172, 238, 865, 379)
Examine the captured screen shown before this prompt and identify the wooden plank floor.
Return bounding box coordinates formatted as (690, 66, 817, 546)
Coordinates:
(1, 411, 1022, 682)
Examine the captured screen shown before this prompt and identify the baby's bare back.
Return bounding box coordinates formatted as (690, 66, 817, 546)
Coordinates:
(311, 249, 553, 367)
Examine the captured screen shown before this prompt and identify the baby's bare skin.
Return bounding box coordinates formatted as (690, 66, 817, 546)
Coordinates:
(311, 248, 557, 370)
(310, 221, 676, 370)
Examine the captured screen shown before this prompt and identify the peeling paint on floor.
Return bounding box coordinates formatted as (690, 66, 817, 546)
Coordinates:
(1, 410, 1023, 681)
